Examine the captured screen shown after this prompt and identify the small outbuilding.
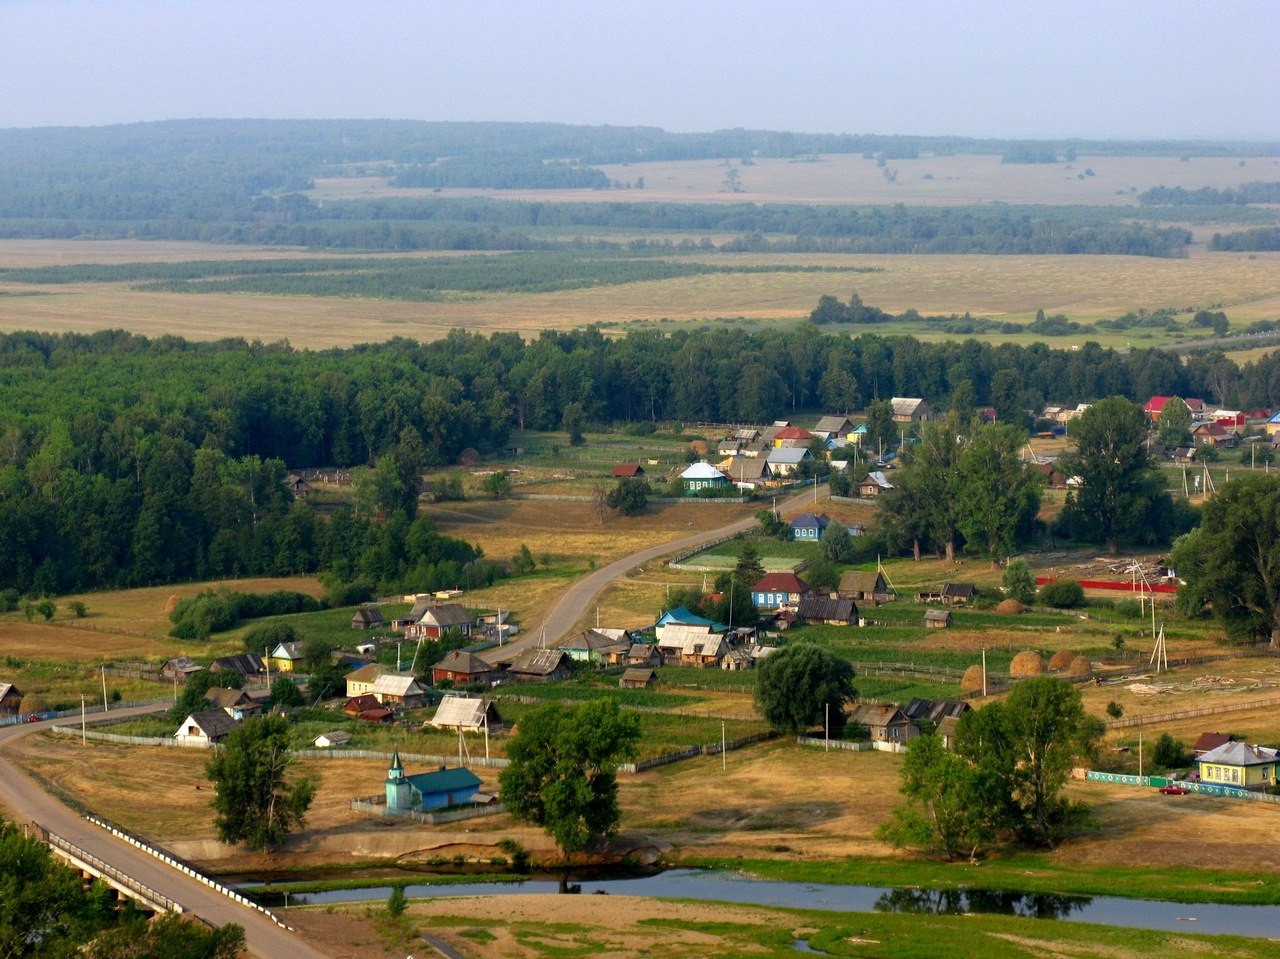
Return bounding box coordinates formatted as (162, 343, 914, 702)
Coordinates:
(0, 683, 23, 717)
(940, 583, 976, 607)
(839, 570, 889, 605)
(847, 704, 919, 745)
(507, 648, 571, 683)
(430, 695, 503, 734)
(619, 668, 658, 689)
(314, 731, 351, 749)
(161, 658, 202, 683)
(924, 609, 952, 629)
(174, 709, 239, 746)
(351, 607, 386, 630)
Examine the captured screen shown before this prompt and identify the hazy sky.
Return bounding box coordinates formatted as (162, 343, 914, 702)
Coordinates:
(2, 1, 1277, 139)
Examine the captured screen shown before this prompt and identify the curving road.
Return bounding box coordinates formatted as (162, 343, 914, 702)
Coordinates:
(0, 709, 330, 959)
(489, 485, 828, 663)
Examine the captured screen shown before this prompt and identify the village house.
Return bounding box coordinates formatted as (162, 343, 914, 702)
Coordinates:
(160, 657, 202, 683)
(654, 607, 726, 642)
(654, 624, 717, 663)
(204, 687, 262, 720)
(430, 695, 503, 734)
(384, 750, 483, 813)
(285, 473, 313, 498)
(890, 397, 933, 423)
(0, 683, 23, 717)
(796, 595, 859, 626)
(720, 646, 755, 670)
(901, 698, 971, 733)
(1032, 462, 1069, 489)
(924, 609, 952, 628)
(345, 662, 385, 698)
(857, 471, 894, 498)
(406, 603, 473, 641)
(268, 641, 305, 673)
(1143, 395, 1187, 421)
(1193, 732, 1234, 757)
(1197, 741, 1278, 791)
(344, 694, 393, 723)
(789, 512, 830, 541)
(847, 704, 919, 745)
(370, 673, 426, 708)
(1267, 411, 1280, 436)
(766, 447, 812, 477)
(507, 648, 571, 683)
(719, 455, 772, 489)
(1211, 409, 1247, 432)
(431, 650, 494, 687)
(612, 464, 646, 478)
(351, 607, 385, 630)
(619, 667, 658, 689)
(679, 461, 730, 492)
(812, 415, 855, 443)
(839, 570, 890, 605)
(208, 652, 265, 684)
(626, 643, 660, 667)
(751, 572, 809, 609)
(665, 631, 729, 668)
(313, 730, 351, 749)
(559, 629, 630, 665)
(772, 425, 813, 447)
(1192, 422, 1238, 448)
(173, 709, 239, 746)
(940, 583, 977, 607)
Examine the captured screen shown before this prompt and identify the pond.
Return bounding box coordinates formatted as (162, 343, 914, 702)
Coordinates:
(251, 868, 1280, 937)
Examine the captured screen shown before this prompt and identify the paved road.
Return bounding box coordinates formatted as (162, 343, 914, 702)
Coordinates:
(489, 486, 828, 663)
(0, 708, 330, 959)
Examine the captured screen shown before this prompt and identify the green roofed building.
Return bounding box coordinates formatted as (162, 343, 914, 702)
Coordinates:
(385, 749, 483, 812)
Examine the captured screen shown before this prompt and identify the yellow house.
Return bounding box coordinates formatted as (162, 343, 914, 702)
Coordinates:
(345, 662, 385, 698)
(1197, 741, 1278, 791)
(268, 641, 305, 673)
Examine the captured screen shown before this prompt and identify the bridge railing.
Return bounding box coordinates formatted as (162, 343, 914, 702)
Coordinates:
(41, 825, 184, 913)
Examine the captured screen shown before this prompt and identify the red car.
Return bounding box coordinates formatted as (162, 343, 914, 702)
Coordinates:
(1158, 785, 1190, 795)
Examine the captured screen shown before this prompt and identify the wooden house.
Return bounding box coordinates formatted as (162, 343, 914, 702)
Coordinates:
(857, 471, 893, 497)
(1193, 732, 1234, 757)
(345, 662, 385, 698)
(612, 464, 646, 478)
(839, 570, 889, 604)
(430, 696, 503, 734)
(901, 698, 971, 732)
(371, 673, 426, 708)
(619, 668, 658, 689)
(407, 602, 473, 640)
(173, 709, 239, 746)
(813, 416, 855, 443)
(890, 397, 933, 423)
(720, 647, 754, 670)
(720, 455, 772, 489)
(796, 595, 858, 626)
(766, 447, 811, 477)
(789, 512, 830, 541)
(204, 687, 262, 720)
(1197, 741, 1278, 791)
(269, 641, 305, 673)
(924, 609, 952, 629)
(751, 572, 809, 609)
(161, 657, 202, 683)
(208, 652, 264, 684)
(680, 462, 730, 492)
(343, 694, 392, 723)
(626, 643, 660, 667)
(507, 648, 571, 683)
(559, 629, 630, 665)
(351, 607, 386, 630)
(1192, 422, 1238, 448)
(847, 704, 919, 745)
(940, 583, 976, 607)
(0, 683, 23, 717)
(431, 650, 493, 687)
(285, 473, 313, 498)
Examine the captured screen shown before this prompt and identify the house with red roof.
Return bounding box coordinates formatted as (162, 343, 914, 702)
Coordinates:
(773, 426, 813, 447)
(1192, 422, 1238, 448)
(612, 464, 646, 478)
(1143, 396, 1186, 421)
(751, 572, 809, 609)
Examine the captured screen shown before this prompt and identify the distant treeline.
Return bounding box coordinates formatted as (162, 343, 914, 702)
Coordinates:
(391, 156, 611, 190)
(1140, 181, 1280, 206)
(1208, 226, 1280, 252)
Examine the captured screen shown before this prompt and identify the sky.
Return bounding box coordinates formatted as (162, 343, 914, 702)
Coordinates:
(2, 1, 1277, 140)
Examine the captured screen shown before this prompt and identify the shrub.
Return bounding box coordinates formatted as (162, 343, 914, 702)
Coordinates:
(1106, 701, 1123, 719)
(0, 589, 21, 612)
(1002, 559, 1037, 605)
(36, 598, 56, 621)
(1114, 599, 1142, 619)
(386, 885, 407, 918)
(68, 600, 87, 618)
(1038, 581, 1085, 608)
(243, 621, 298, 654)
(1153, 733, 1189, 770)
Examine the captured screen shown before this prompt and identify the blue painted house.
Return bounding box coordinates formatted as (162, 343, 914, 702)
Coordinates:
(790, 512, 830, 541)
(655, 607, 726, 641)
(385, 750, 483, 812)
(751, 572, 809, 609)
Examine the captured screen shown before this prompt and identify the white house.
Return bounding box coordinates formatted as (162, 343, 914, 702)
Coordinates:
(766, 447, 811, 477)
(173, 709, 239, 746)
(313, 730, 352, 749)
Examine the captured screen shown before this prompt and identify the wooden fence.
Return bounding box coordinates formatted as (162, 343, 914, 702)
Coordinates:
(796, 736, 908, 754)
(1104, 693, 1280, 729)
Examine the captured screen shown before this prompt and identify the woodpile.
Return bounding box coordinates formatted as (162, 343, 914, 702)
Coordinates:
(1010, 650, 1045, 677)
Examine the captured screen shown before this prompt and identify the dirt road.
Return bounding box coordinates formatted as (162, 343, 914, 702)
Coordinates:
(0, 708, 330, 959)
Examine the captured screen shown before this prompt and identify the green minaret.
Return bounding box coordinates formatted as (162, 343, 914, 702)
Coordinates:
(385, 747, 411, 811)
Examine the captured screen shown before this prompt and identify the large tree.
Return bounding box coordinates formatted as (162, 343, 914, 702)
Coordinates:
(754, 642, 856, 734)
(1171, 473, 1280, 648)
(206, 715, 315, 852)
(498, 700, 640, 858)
(876, 734, 990, 860)
(1059, 396, 1168, 554)
(956, 423, 1043, 562)
(862, 399, 897, 457)
(1157, 396, 1192, 448)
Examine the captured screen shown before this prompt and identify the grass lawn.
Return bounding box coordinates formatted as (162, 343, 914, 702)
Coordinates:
(680, 537, 822, 572)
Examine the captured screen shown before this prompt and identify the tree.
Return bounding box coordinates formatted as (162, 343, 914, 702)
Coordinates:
(482, 471, 512, 499)
(270, 676, 303, 709)
(1157, 397, 1192, 448)
(955, 677, 1103, 848)
(68, 600, 87, 618)
(562, 403, 586, 447)
(300, 636, 338, 673)
(36, 598, 56, 621)
(1153, 733, 1188, 769)
(606, 477, 649, 516)
(956, 423, 1043, 562)
(498, 700, 640, 858)
(242, 620, 297, 655)
(1106, 701, 1123, 719)
(1058, 397, 1167, 554)
(83, 913, 244, 959)
(1171, 473, 1280, 647)
(206, 715, 315, 852)
(1002, 558, 1037, 605)
(876, 734, 990, 860)
(754, 643, 856, 734)
(879, 414, 965, 562)
(386, 884, 408, 918)
(591, 481, 610, 524)
(863, 399, 896, 456)
(733, 542, 765, 588)
(307, 660, 347, 703)
(170, 669, 243, 723)
(820, 521, 855, 563)
(755, 508, 789, 541)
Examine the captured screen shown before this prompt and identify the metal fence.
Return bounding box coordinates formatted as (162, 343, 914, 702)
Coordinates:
(42, 826, 184, 913)
(349, 797, 507, 825)
(1084, 770, 1280, 805)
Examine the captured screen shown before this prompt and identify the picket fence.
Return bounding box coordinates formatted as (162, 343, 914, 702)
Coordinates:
(796, 735, 908, 754)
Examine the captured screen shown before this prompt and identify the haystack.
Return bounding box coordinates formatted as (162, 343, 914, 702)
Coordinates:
(458, 447, 481, 466)
(1048, 649, 1075, 671)
(1010, 650, 1045, 677)
(1067, 655, 1093, 678)
(164, 594, 182, 615)
(994, 599, 1024, 615)
(961, 664, 985, 693)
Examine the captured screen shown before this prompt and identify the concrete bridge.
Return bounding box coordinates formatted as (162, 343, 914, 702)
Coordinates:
(34, 823, 183, 915)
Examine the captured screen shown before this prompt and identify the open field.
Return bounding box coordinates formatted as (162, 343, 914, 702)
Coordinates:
(309, 152, 1280, 208)
(2, 241, 1278, 348)
(290, 894, 1280, 959)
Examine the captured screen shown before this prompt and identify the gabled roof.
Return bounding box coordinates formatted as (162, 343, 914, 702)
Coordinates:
(797, 595, 857, 621)
(790, 512, 830, 530)
(315, 730, 351, 746)
(656, 623, 715, 648)
(775, 426, 813, 441)
(924, 609, 952, 623)
(177, 709, 239, 740)
(210, 652, 264, 676)
(681, 462, 726, 480)
(1198, 741, 1279, 767)
(344, 694, 380, 713)
(1193, 732, 1233, 755)
(840, 570, 886, 593)
(752, 572, 809, 594)
(667, 632, 728, 658)
(372, 673, 425, 698)
(433, 650, 492, 675)
(620, 667, 657, 684)
(272, 641, 304, 660)
(163, 657, 201, 674)
(0, 683, 21, 701)
(1143, 395, 1176, 413)
(720, 455, 771, 480)
(891, 397, 927, 417)
(419, 603, 472, 628)
(863, 470, 893, 490)
(345, 662, 385, 684)
(628, 643, 657, 660)
(656, 607, 724, 629)
(612, 464, 645, 477)
(509, 648, 569, 676)
(901, 698, 971, 724)
(561, 629, 628, 652)
(405, 766, 483, 796)
(766, 447, 811, 465)
(941, 583, 976, 599)
(204, 687, 254, 709)
(814, 416, 854, 434)
(431, 696, 500, 731)
(352, 607, 385, 624)
(848, 703, 911, 729)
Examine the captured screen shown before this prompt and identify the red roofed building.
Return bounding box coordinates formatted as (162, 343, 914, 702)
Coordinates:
(773, 426, 813, 447)
(1143, 396, 1186, 421)
(751, 572, 810, 608)
(612, 464, 646, 478)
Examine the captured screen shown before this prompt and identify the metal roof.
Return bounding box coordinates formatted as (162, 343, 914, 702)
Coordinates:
(1197, 741, 1279, 767)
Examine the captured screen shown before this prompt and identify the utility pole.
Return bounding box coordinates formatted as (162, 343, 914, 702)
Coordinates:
(981, 648, 988, 697)
(824, 703, 830, 751)
(722, 721, 727, 771)
(101, 666, 108, 713)
(397, 641, 402, 672)
(81, 694, 86, 746)
(264, 648, 271, 689)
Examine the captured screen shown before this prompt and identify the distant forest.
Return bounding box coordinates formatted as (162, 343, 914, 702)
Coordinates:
(1209, 226, 1280, 252)
(3, 317, 1278, 594)
(1140, 181, 1280, 206)
(0, 119, 1272, 256)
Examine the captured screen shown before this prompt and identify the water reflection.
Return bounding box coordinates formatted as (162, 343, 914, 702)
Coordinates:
(875, 887, 1092, 920)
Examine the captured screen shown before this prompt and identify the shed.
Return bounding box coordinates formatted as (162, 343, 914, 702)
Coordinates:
(430, 696, 503, 734)
(619, 668, 658, 689)
(286, 473, 313, 498)
(796, 595, 858, 626)
(0, 683, 23, 717)
(940, 583, 976, 607)
(847, 704, 918, 744)
(508, 648, 571, 683)
(924, 609, 952, 628)
(370, 673, 426, 708)
(314, 731, 351, 749)
(351, 607, 385, 630)
(161, 657, 202, 683)
(839, 570, 889, 604)
(174, 709, 239, 745)
(612, 464, 646, 478)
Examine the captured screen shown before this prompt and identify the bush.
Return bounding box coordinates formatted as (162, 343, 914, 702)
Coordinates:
(243, 621, 298, 654)
(1038, 581, 1085, 608)
(1153, 733, 1189, 770)
(36, 598, 56, 621)
(386, 884, 407, 917)
(1002, 559, 1037, 605)
(497, 838, 531, 873)
(0, 589, 18, 612)
(321, 578, 375, 608)
(67, 600, 87, 618)
(1106, 701, 1123, 719)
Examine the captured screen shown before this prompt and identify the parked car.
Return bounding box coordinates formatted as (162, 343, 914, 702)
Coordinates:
(1158, 785, 1190, 795)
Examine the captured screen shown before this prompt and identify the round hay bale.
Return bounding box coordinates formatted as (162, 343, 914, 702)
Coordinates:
(961, 664, 985, 694)
(164, 594, 182, 615)
(1067, 655, 1093, 678)
(1048, 649, 1075, 671)
(689, 440, 710, 456)
(994, 599, 1024, 615)
(1010, 650, 1045, 678)
(457, 447, 481, 466)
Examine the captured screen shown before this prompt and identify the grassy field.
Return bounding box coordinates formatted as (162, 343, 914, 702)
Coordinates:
(3, 239, 1279, 348)
(288, 894, 1280, 959)
(311, 152, 1280, 208)
(679, 536, 822, 572)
